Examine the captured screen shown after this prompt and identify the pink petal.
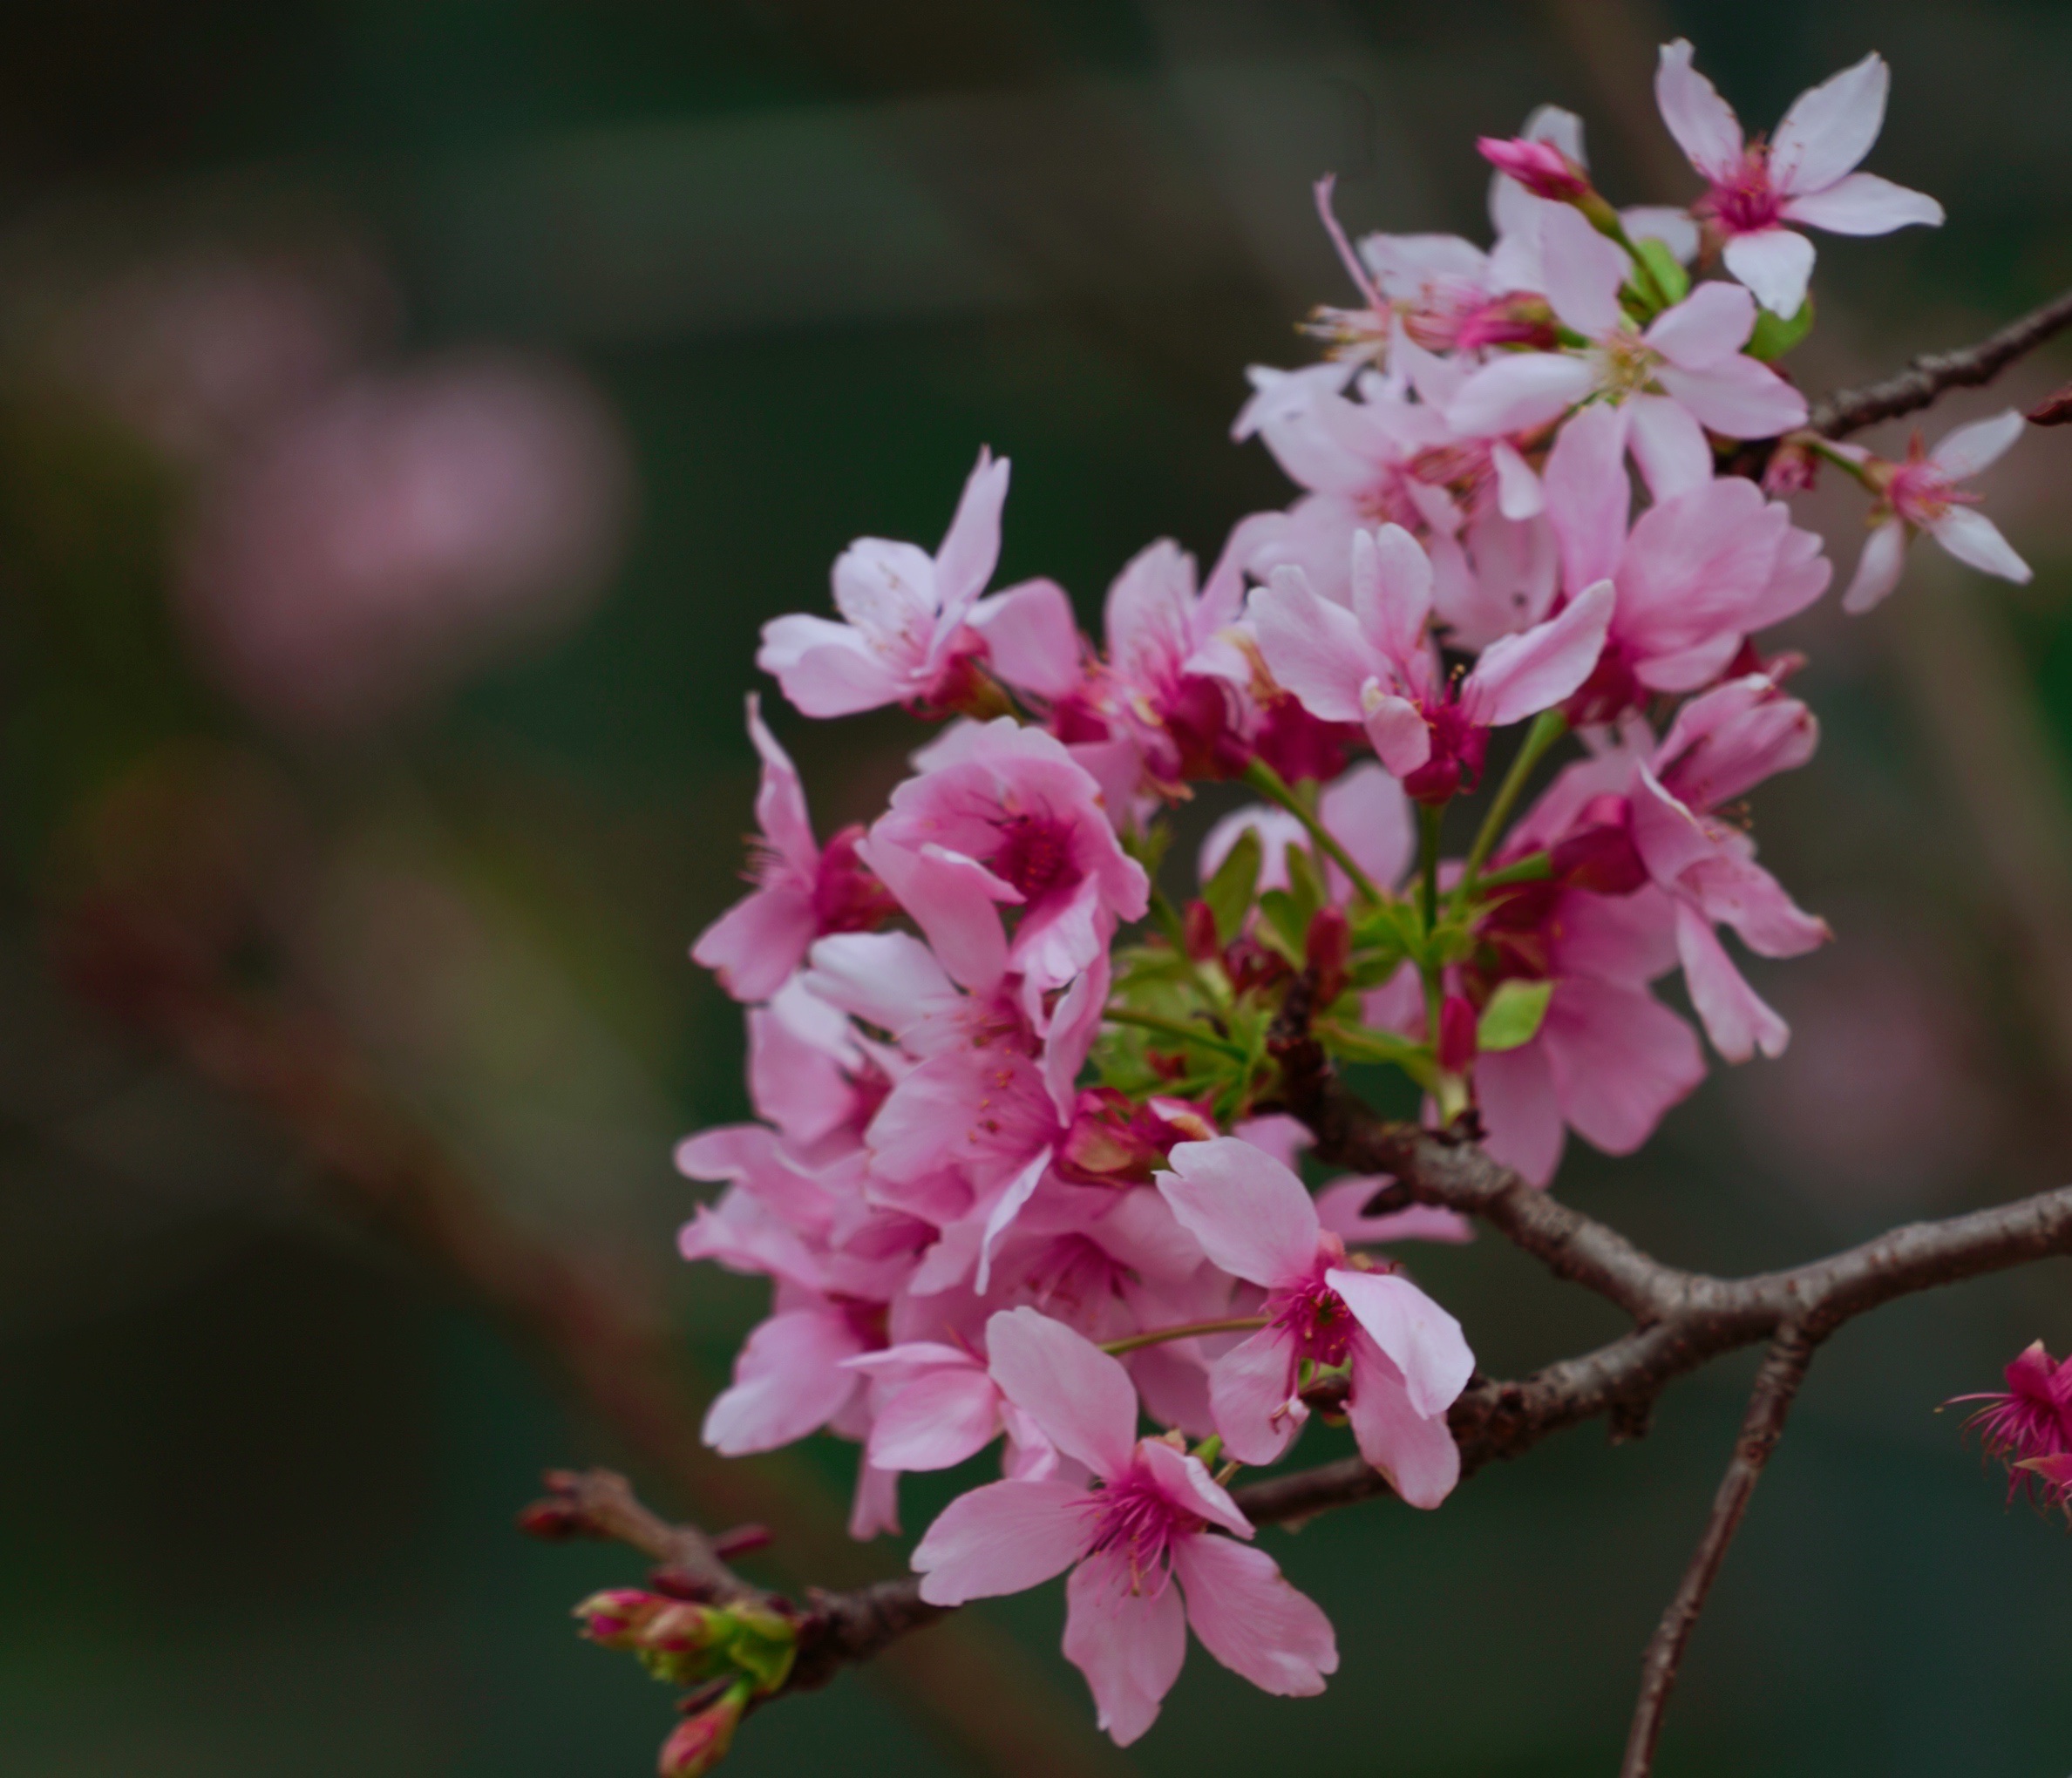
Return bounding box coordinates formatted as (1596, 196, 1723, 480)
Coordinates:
(1062, 1551, 1187, 1747)
(932, 449, 1012, 625)
(1461, 578, 1612, 727)
(985, 1306, 1142, 1479)
(1321, 763, 1415, 894)
(743, 693, 818, 873)
(859, 838, 1014, 992)
(1537, 204, 1631, 338)
(970, 578, 1083, 699)
(1627, 394, 1714, 499)
(1841, 518, 1908, 614)
(1446, 351, 1598, 437)
(869, 1367, 1004, 1472)
(1328, 1268, 1474, 1419)
(1134, 1437, 1255, 1537)
(1315, 1178, 1476, 1245)
(977, 1145, 1055, 1292)
(1780, 171, 1943, 235)
(1491, 440, 1544, 519)
(1172, 1535, 1339, 1696)
(801, 930, 954, 1038)
(690, 884, 817, 1003)
(1364, 692, 1434, 779)
(1343, 1337, 1462, 1508)
(1542, 401, 1632, 594)
(850, 1462, 900, 1540)
(1771, 53, 1888, 197)
(757, 613, 907, 717)
(1541, 978, 1706, 1154)
(1654, 355, 1808, 438)
(1249, 568, 1381, 723)
(1350, 523, 1436, 664)
(1675, 903, 1790, 1062)
(1206, 1327, 1304, 1465)
(911, 1477, 1091, 1605)
(703, 1308, 865, 1456)
(1158, 1137, 1322, 1286)
(1929, 409, 2026, 478)
(1679, 850, 1830, 958)
(1473, 1039, 1566, 1185)
(1644, 281, 1756, 370)
(1929, 508, 2032, 584)
(1720, 227, 1817, 318)
(1655, 39, 1745, 182)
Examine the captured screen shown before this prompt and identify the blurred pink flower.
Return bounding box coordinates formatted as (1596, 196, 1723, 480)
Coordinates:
(175, 354, 631, 732)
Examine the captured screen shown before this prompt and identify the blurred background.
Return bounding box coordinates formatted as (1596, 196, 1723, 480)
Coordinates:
(3, 3, 2070, 1774)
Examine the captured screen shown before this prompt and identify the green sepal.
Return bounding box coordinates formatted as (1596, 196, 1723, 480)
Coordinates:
(1477, 979, 1553, 1053)
(1746, 295, 1814, 362)
(724, 1606, 799, 1696)
(1256, 888, 1308, 962)
(1201, 827, 1261, 947)
(1630, 237, 1689, 312)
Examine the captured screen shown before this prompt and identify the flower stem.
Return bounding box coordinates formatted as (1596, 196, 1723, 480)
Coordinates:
(1241, 757, 1387, 906)
(1102, 1006, 1251, 1062)
(1100, 1317, 1270, 1356)
(1457, 709, 1567, 903)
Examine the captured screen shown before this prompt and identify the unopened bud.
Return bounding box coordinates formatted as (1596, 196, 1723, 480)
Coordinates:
(657, 1681, 750, 1777)
(574, 1588, 669, 1650)
(517, 1496, 585, 1541)
(1761, 437, 1818, 495)
(1182, 897, 1219, 961)
(1305, 906, 1351, 1006)
(2027, 383, 2072, 426)
(1437, 994, 1478, 1078)
(1477, 136, 1591, 203)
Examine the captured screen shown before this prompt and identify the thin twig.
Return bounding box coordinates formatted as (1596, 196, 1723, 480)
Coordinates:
(1620, 1325, 1818, 1778)
(1805, 285, 2072, 440)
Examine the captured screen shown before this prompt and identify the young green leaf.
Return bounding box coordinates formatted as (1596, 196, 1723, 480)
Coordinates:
(1747, 295, 1814, 361)
(1202, 826, 1261, 947)
(1477, 979, 1553, 1052)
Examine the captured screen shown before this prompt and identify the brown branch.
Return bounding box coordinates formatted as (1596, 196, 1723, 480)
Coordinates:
(1804, 285, 2072, 440)
(1619, 1325, 1817, 1778)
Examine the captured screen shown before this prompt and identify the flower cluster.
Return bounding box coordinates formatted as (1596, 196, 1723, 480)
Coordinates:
(663, 37, 2041, 1754)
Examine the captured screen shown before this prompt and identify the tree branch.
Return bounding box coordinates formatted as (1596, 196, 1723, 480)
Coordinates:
(1619, 1325, 1817, 1778)
(1804, 284, 2072, 440)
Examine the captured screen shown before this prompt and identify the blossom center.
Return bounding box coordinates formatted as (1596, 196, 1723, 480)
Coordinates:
(1592, 333, 1664, 401)
(989, 811, 1084, 902)
(1885, 460, 1976, 528)
(1269, 1275, 1357, 1369)
(1706, 147, 1783, 235)
(1084, 1462, 1201, 1591)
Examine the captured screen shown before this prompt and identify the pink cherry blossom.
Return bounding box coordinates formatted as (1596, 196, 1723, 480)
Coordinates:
(1628, 676, 1831, 1061)
(1947, 1340, 2072, 1511)
(757, 449, 1017, 717)
(911, 1307, 1338, 1744)
(691, 696, 899, 1001)
(1156, 1139, 1474, 1503)
(1840, 411, 2033, 614)
(843, 1340, 1061, 1483)
(1539, 403, 1829, 716)
(1446, 207, 1807, 449)
(861, 719, 1148, 1008)
(1656, 40, 1942, 317)
(1250, 524, 1612, 802)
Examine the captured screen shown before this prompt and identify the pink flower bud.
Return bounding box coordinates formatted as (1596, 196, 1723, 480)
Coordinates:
(1437, 994, 1478, 1077)
(1305, 906, 1351, 1006)
(656, 1683, 749, 1777)
(1182, 897, 1219, 962)
(1476, 136, 1592, 202)
(1056, 1088, 1214, 1187)
(574, 1588, 669, 1650)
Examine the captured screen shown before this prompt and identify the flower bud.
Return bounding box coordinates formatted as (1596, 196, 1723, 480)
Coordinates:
(1305, 905, 1351, 1006)
(1437, 994, 1478, 1078)
(1182, 897, 1219, 961)
(574, 1588, 669, 1650)
(1476, 136, 1591, 202)
(1056, 1087, 1213, 1187)
(656, 1682, 750, 1777)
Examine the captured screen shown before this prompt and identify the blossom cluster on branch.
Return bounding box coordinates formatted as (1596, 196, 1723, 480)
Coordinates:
(564, 38, 2059, 1776)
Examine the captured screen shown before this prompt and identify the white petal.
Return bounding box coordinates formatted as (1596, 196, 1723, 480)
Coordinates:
(1654, 39, 1744, 181)
(1721, 229, 1817, 317)
(1779, 172, 1943, 236)
(1929, 508, 2033, 584)
(1446, 352, 1597, 437)
(1928, 409, 2026, 478)
(1771, 51, 1888, 196)
(1627, 394, 1713, 499)
(1620, 206, 1700, 264)
(1539, 204, 1630, 338)
(1840, 519, 1907, 615)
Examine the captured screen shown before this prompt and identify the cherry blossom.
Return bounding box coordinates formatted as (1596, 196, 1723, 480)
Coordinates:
(1839, 410, 2033, 613)
(911, 1307, 1338, 1744)
(1656, 40, 1943, 316)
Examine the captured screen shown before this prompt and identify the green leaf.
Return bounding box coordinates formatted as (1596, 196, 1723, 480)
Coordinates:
(1633, 237, 1689, 310)
(1314, 1018, 1436, 1089)
(1284, 842, 1326, 929)
(1257, 888, 1308, 962)
(1746, 295, 1814, 362)
(1477, 979, 1553, 1053)
(1202, 826, 1261, 947)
